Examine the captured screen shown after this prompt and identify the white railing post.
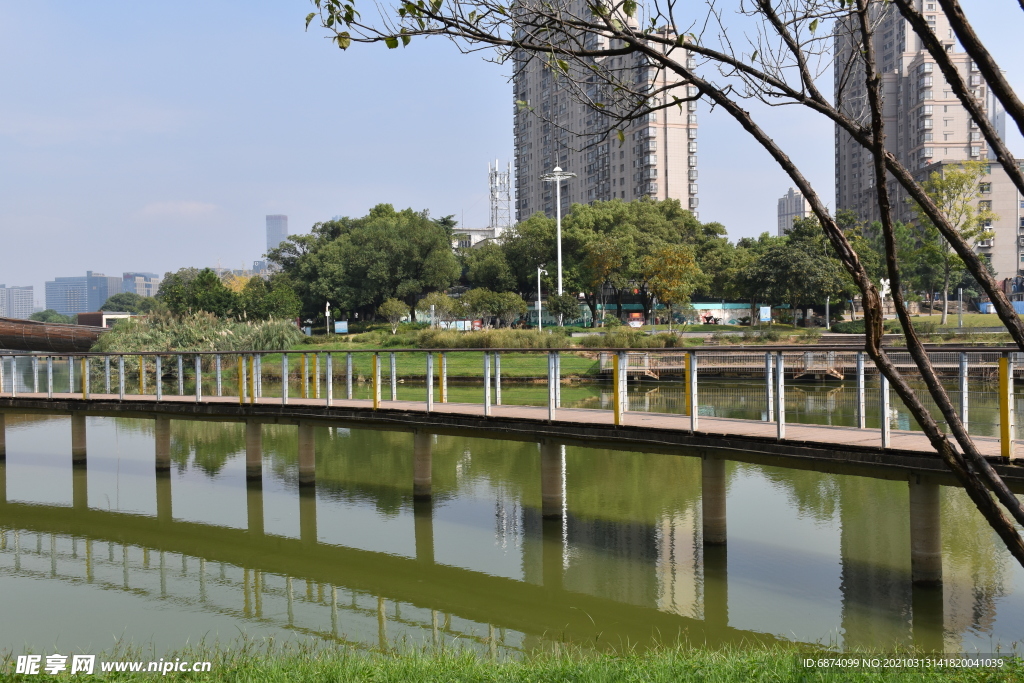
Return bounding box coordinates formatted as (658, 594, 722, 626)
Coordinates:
(390, 353, 397, 401)
(856, 352, 866, 429)
(765, 352, 774, 422)
(554, 352, 561, 408)
(47, 356, 53, 399)
(156, 356, 162, 401)
(326, 353, 333, 406)
(215, 355, 222, 397)
(495, 352, 502, 405)
(118, 356, 125, 400)
(547, 351, 557, 421)
(346, 353, 353, 400)
(689, 352, 698, 434)
(881, 372, 891, 448)
(282, 354, 289, 405)
(195, 355, 202, 403)
(484, 352, 492, 416)
(775, 352, 785, 440)
(959, 351, 969, 429)
(104, 357, 110, 395)
(426, 353, 434, 412)
(68, 355, 74, 394)
(9, 357, 16, 397)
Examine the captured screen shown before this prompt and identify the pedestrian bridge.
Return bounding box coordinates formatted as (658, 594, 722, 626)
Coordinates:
(2, 346, 1024, 590)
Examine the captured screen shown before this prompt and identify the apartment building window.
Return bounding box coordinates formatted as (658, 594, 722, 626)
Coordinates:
(979, 200, 992, 210)
(920, 90, 933, 101)
(979, 182, 992, 193)
(688, 155, 697, 167)
(971, 146, 981, 157)
(689, 183, 698, 194)
(917, 63, 933, 73)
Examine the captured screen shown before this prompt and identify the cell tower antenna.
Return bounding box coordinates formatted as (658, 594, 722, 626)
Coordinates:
(489, 159, 512, 238)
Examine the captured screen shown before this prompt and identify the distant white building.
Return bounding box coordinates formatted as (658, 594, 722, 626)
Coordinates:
(122, 272, 162, 298)
(777, 187, 811, 235)
(0, 285, 34, 319)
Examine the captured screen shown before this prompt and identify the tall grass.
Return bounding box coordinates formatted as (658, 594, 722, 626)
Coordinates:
(4, 641, 1018, 682)
(91, 312, 305, 353)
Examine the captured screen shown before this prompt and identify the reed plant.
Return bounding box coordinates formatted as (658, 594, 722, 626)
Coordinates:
(91, 312, 305, 354)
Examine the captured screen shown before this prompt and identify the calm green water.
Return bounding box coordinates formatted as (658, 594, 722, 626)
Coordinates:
(1, 413, 1022, 658)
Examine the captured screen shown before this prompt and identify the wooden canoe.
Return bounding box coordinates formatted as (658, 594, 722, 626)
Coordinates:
(0, 317, 107, 353)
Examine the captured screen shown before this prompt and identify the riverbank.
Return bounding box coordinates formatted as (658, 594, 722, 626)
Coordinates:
(5, 645, 1020, 682)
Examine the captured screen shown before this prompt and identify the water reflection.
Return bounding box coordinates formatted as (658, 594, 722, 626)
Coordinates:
(0, 415, 1021, 656)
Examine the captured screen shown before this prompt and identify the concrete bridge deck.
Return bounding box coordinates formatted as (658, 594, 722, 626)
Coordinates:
(3, 391, 1024, 488)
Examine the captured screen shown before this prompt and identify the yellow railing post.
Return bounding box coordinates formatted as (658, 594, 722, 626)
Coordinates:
(439, 353, 447, 403)
(612, 353, 621, 426)
(301, 354, 308, 399)
(238, 355, 245, 406)
(372, 353, 380, 410)
(1000, 354, 1015, 458)
(249, 355, 256, 404)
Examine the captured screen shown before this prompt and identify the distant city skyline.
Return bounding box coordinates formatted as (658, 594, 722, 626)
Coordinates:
(2, 3, 1023, 298)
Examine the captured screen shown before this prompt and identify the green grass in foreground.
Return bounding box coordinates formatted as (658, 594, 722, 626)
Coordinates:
(3, 645, 1021, 682)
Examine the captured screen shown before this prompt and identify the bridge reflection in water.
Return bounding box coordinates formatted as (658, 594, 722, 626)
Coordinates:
(0, 415, 1019, 654)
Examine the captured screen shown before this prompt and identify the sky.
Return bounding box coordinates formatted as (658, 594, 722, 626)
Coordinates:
(1, 1, 1022, 306)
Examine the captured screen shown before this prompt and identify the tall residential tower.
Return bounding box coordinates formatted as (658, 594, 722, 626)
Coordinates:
(266, 215, 289, 253)
(512, 20, 698, 221)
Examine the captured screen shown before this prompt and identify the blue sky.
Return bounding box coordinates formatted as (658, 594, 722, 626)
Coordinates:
(1, 1, 1021, 303)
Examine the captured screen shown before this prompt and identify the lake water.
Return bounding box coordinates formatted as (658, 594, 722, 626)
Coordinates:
(1, 409, 1023, 658)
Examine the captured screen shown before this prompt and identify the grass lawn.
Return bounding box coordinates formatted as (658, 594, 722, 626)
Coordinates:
(6, 645, 1019, 682)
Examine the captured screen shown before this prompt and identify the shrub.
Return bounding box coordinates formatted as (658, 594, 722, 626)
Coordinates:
(416, 328, 565, 349)
(91, 312, 304, 353)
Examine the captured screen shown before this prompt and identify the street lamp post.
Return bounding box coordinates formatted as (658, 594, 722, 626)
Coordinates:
(537, 266, 548, 331)
(540, 166, 577, 298)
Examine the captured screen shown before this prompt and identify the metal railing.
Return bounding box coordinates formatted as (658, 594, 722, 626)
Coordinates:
(0, 346, 1019, 456)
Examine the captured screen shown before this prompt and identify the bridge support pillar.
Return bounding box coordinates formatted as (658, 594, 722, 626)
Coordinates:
(71, 413, 87, 464)
(297, 422, 315, 487)
(909, 477, 942, 586)
(540, 441, 563, 520)
(542, 516, 564, 591)
(414, 497, 434, 564)
(702, 455, 727, 545)
(246, 480, 264, 536)
(0, 412, 5, 459)
(912, 583, 945, 652)
(72, 460, 88, 510)
(0, 458, 6, 505)
(299, 486, 317, 544)
(245, 420, 262, 480)
(156, 471, 172, 524)
(413, 431, 432, 499)
(154, 416, 171, 471)
(703, 544, 729, 630)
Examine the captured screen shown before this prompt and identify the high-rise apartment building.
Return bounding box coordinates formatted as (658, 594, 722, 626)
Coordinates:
(834, 2, 1020, 277)
(512, 22, 698, 221)
(266, 215, 288, 253)
(778, 187, 812, 235)
(0, 285, 33, 319)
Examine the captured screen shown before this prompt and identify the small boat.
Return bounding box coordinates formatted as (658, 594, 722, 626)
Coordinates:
(0, 317, 107, 353)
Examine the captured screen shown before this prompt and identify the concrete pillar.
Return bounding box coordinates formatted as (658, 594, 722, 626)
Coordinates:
(413, 431, 432, 500)
(156, 471, 172, 524)
(0, 413, 5, 459)
(154, 416, 171, 472)
(909, 478, 942, 586)
(541, 517, 564, 591)
(245, 421, 262, 480)
(912, 584, 945, 653)
(0, 458, 6, 505)
(297, 422, 315, 487)
(702, 456, 727, 545)
(540, 441, 564, 520)
(703, 544, 729, 630)
(72, 461, 88, 510)
(414, 497, 434, 564)
(299, 487, 317, 544)
(246, 480, 264, 536)
(71, 413, 87, 464)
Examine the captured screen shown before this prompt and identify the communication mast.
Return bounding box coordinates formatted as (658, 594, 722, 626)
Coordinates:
(488, 159, 512, 238)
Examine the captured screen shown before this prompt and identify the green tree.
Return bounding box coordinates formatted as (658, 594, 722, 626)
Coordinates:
(641, 244, 704, 332)
(157, 268, 238, 317)
(377, 297, 410, 334)
(238, 276, 301, 320)
(463, 242, 516, 292)
(268, 204, 460, 320)
(29, 309, 74, 324)
(99, 292, 163, 314)
(910, 161, 997, 324)
(547, 292, 581, 326)
(415, 291, 461, 327)
(460, 288, 499, 327)
(491, 291, 528, 328)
